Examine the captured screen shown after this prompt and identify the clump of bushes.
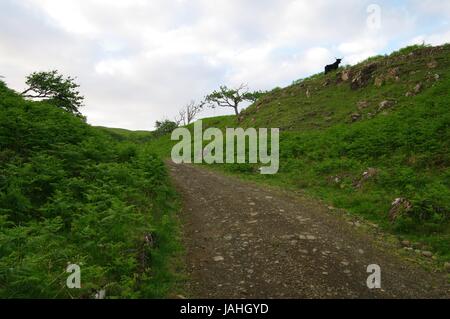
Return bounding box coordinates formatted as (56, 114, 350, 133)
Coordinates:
(0, 81, 179, 298)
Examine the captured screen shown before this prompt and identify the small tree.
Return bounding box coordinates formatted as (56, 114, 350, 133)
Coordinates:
(21, 70, 84, 116)
(205, 84, 265, 116)
(175, 100, 205, 126)
(154, 119, 178, 137)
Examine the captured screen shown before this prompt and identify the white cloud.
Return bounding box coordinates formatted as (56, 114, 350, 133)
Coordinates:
(26, 0, 98, 35)
(408, 31, 450, 47)
(1, 0, 449, 130)
(95, 59, 134, 76)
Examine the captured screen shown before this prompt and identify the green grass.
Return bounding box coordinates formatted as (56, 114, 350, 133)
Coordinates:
(95, 126, 153, 143)
(147, 44, 450, 263)
(0, 81, 183, 298)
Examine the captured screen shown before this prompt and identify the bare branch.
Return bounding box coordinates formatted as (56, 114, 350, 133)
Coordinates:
(176, 100, 204, 125)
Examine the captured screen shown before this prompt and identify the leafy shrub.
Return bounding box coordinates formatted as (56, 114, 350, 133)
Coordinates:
(0, 83, 180, 298)
(154, 120, 178, 137)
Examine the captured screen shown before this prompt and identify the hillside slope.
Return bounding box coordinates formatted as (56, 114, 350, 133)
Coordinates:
(148, 44, 450, 265)
(0, 81, 181, 298)
(239, 44, 449, 131)
(95, 126, 153, 143)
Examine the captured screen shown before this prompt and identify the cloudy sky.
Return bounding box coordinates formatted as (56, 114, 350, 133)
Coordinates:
(1, 0, 449, 130)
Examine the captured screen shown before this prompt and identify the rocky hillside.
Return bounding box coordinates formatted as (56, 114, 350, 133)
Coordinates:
(238, 44, 449, 131)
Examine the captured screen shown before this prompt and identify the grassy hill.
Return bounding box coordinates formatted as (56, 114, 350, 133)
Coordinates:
(148, 44, 450, 264)
(0, 81, 181, 298)
(95, 126, 153, 143)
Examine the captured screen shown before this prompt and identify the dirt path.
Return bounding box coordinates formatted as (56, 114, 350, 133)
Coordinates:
(168, 162, 449, 299)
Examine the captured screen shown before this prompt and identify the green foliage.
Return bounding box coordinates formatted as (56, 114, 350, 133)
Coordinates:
(154, 120, 178, 137)
(0, 84, 181, 298)
(205, 84, 266, 116)
(95, 126, 153, 143)
(21, 70, 84, 117)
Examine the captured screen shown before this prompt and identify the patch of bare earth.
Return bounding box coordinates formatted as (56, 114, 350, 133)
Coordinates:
(167, 162, 449, 299)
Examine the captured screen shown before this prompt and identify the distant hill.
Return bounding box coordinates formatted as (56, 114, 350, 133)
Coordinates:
(95, 126, 153, 143)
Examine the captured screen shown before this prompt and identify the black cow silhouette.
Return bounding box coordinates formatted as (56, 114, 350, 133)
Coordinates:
(325, 58, 342, 74)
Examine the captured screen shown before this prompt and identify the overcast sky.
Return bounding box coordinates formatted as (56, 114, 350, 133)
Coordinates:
(1, 0, 449, 130)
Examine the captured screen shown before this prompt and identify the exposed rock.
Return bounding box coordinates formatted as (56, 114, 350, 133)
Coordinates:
(387, 67, 400, 79)
(144, 232, 156, 248)
(363, 168, 378, 179)
(341, 70, 351, 82)
(401, 240, 411, 247)
(95, 290, 106, 299)
(213, 256, 224, 262)
(357, 100, 369, 110)
(378, 100, 395, 111)
(350, 113, 362, 122)
(351, 62, 379, 90)
(386, 69, 401, 82)
(351, 74, 364, 90)
(427, 60, 438, 69)
(414, 83, 423, 94)
(405, 91, 414, 97)
(389, 198, 413, 222)
(354, 168, 379, 188)
(444, 262, 450, 272)
(328, 173, 351, 186)
(426, 73, 440, 82)
(374, 77, 384, 87)
(421, 251, 433, 258)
